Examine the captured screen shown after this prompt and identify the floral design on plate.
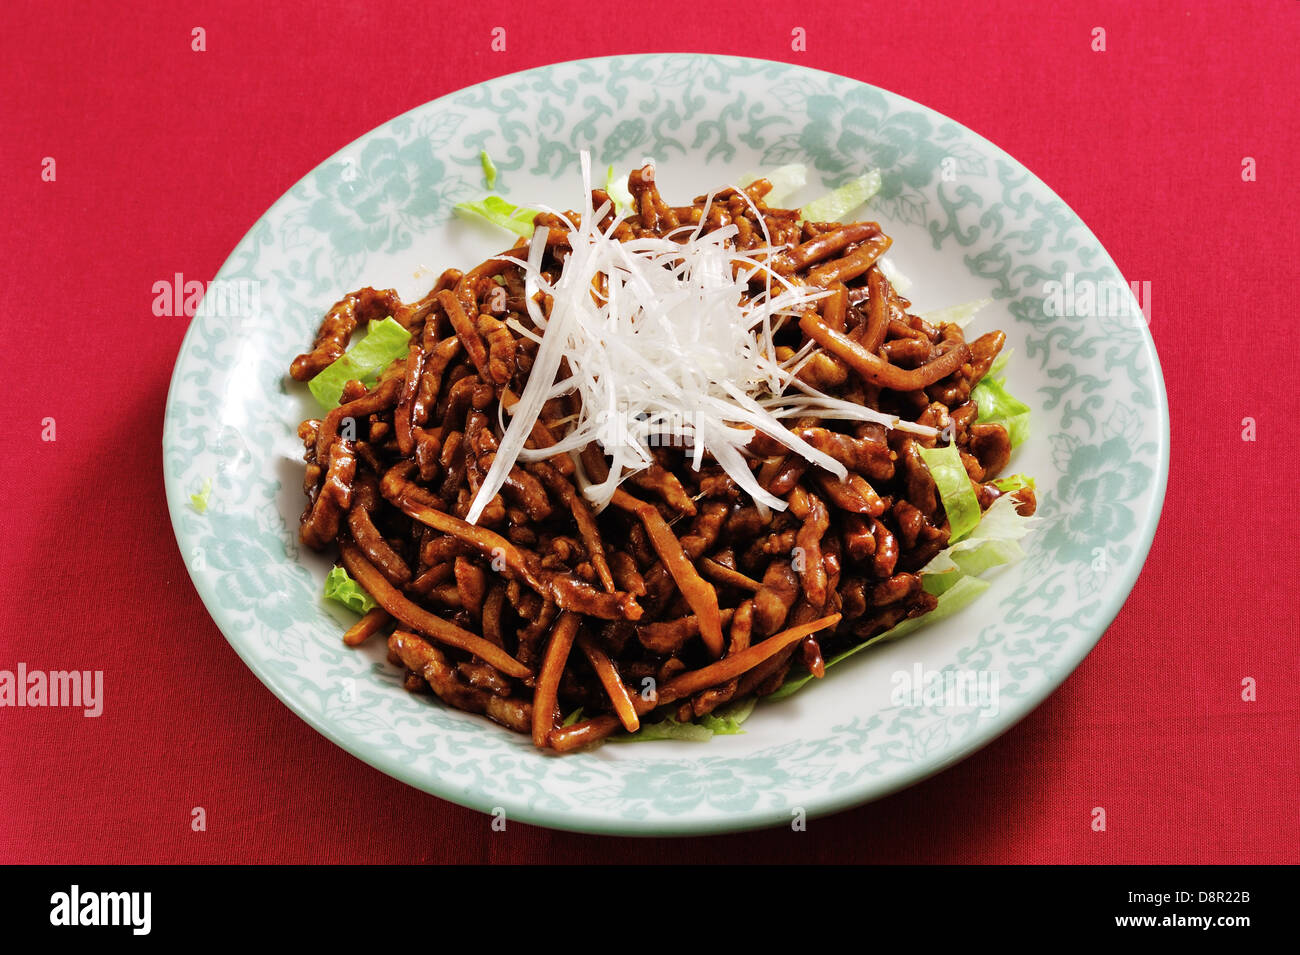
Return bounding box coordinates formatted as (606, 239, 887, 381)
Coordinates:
(163, 54, 1168, 835)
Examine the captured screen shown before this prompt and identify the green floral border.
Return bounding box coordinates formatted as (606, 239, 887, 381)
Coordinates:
(163, 54, 1168, 835)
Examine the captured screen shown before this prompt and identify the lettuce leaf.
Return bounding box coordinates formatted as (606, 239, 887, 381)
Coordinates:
(917, 442, 982, 542)
(324, 566, 377, 614)
(189, 476, 213, 514)
(698, 696, 756, 735)
(605, 165, 635, 214)
(610, 716, 713, 743)
(767, 576, 993, 701)
(453, 195, 541, 237)
(800, 169, 882, 223)
(480, 149, 498, 189)
(973, 374, 1031, 450)
(993, 473, 1035, 494)
(921, 297, 993, 329)
(739, 163, 807, 207)
(876, 254, 913, 294)
(612, 696, 756, 743)
(920, 493, 1037, 594)
(307, 316, 411, 410)
(921, 539, 1023, 595)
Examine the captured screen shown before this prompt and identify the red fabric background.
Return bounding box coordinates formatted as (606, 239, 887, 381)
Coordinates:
(1, 0, 1296, 864)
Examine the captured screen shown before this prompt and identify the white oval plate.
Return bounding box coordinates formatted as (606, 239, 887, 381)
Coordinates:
(163, 54, 1168, 835)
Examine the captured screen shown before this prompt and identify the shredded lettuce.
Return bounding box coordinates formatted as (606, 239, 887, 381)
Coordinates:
(612, 696, 756, 743)
(308, 317, 411, 410)
(921, 297, 993, 329)
(920, 493, 1037, 594)
(610, 716, 713, 743)
(921, 540, 1025, 595)
(987, 348, 1011, 379)
(189, 476, 213, 514)
(698, 696, 756, 735)
(876, 254, 913, 294)
(767, 576, 993, 701)
(453, 195, 541, 237)
(800, 169, 882, 223)
(604, 165, 635, 214)
(917, 442, 982, 542)
(973, 374, 1031, 449)
(993, 473, 1034, 493)
(480, 150, 498, 189)
(738, 163, 808, 207)
(324, 565, 377, 614)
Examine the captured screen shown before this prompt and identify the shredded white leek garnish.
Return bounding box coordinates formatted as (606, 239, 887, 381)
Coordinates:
(465, 153, 938, 524)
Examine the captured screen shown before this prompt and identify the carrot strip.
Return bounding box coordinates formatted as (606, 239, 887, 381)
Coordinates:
(611, 489, 723, 658)
(657, 614, 840, 700)
(550, 613, 839, 750)
(342, 607, 391, 647)
(380, 463, 547, 592)
(339, 542, 531, 679)
(532, 612, 581, 748)
(577, 633, 639, 733)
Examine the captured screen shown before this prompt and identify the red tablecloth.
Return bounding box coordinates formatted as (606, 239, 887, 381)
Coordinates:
(2, 0, 1296, 864)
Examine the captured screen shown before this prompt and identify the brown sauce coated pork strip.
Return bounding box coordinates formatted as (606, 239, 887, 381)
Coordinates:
(291, 172, 1034, 750)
